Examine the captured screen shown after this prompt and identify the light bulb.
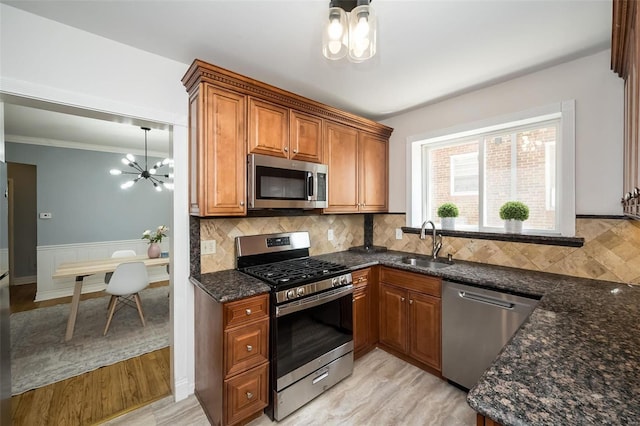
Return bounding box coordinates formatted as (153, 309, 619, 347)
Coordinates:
(329, 40, 342, 54)
(328, 18, 343, 40)
(168, 173, 174, 179)
(109, 169, 122, 175)
(162, 158, 171, 165)
(126, 153, 135, 162)
(121, 180, 135, 189)
(355, 16, 369, 37)
(150, 169, 157, 175)
(121, 158, 130, 166)
(155, 186, 162, 192)
(163, 182, 174, 190)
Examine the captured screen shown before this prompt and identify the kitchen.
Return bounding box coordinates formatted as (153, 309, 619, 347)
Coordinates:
(0, 1, 633, 425)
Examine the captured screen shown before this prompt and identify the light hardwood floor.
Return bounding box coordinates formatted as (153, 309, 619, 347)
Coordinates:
(9, 282, 172, 426)
(107, 348, 475, 426)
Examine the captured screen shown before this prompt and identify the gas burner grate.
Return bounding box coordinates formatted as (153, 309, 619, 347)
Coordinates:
(242, 258, 347, 287)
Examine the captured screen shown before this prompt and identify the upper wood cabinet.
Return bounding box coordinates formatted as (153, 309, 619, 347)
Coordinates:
(612, 0, 640, 218)
(248, 98, 323, 163)
(188, 83, 247, 216)
(248, 98, 289, 159)
(289, 110, 323, 163)
(182, 59, 392, 216)
(324, 121, 389, 213)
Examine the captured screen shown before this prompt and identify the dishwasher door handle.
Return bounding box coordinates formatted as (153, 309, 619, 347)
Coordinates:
(458, 291, 515, 310)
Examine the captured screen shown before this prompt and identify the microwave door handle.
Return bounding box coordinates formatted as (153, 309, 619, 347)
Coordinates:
(307, 172, 314, 200)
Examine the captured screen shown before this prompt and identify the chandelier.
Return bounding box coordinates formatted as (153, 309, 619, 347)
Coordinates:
(109, 127, 174, 191)
(322, 0, 377, 62)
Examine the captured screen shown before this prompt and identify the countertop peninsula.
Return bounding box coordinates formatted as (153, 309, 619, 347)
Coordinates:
(190, 249, 640, 425)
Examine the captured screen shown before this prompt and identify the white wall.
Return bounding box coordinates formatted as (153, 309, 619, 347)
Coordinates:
(0, 4, 194, 401)
(382, 50, 624, 215)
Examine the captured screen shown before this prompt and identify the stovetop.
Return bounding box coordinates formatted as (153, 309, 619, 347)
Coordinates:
(241, 257, 349, 288)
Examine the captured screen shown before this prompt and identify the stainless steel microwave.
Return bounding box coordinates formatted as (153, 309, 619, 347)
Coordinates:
(248, 154, 328, 209)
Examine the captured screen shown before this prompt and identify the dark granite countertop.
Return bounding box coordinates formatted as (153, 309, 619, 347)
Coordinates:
(190, 269, 270, 303)
(191, 249, 640, 425)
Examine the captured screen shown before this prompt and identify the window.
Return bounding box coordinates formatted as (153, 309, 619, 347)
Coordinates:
(409, 101, 575, 236)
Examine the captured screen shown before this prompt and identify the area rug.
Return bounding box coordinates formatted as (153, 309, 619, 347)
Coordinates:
(10, 286, 170, 395)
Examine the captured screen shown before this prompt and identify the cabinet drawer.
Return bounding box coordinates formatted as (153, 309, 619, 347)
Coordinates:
(225, 318, 269, 377)
(224, 294, 269, 329)
(225, 362, 269, 425)
(380, 267, 441, 297)
(352, 268, 370, 288)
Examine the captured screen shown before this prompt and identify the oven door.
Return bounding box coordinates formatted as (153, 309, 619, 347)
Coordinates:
(273, 285, 353, 391)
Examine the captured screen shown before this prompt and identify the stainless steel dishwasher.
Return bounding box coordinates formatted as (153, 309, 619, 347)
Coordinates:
(442, 281, 539, 390)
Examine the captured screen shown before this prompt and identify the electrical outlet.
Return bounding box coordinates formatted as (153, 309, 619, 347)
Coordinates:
(328, 229, 334, 241)
(201, 240, 216, 255)
(39, 212, 52, 219)
(395, 228, 403, 240)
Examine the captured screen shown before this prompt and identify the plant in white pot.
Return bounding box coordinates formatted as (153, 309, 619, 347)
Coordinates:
(437, 202, 459, 230)
(499, 201, 529, 233)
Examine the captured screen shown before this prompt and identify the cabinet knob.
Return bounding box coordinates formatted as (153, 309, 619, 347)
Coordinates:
(352, 297, 355, 302)
(240, 201, 245, 206)
(246, 345, 253, 352)
(409, 299, 413, 304)
(284, 147, 289, 152)
(246, 392, 254, 400)
(293, 149, 298, 153)
(245, 308, 252, 316)
(401, 297, 405, 302)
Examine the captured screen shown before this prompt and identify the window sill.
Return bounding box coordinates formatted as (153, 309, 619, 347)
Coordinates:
(400, 227, 584, 247)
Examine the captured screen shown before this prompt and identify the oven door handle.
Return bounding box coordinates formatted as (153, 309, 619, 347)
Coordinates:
(275, 285, 354, 318)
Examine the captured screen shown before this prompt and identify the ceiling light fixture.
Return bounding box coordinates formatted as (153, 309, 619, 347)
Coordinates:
(322, 0, 377, 62)
(109, 127, 174, 191)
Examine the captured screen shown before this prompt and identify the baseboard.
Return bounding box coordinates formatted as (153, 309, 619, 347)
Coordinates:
(173, 377, 194, 402)
(11, 275, 36, 285)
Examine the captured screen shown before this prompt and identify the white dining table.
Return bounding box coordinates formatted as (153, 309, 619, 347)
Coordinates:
(52, 255, 170, 341)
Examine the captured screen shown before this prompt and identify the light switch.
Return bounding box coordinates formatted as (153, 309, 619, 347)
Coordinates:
(201, 240, 216, 255)
(39, 212, 52, 219)
(395, 228, 403, 240)
(328, 229, 334, 241)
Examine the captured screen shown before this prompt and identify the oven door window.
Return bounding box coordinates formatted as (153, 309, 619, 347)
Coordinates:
(256, 166, 306, 200)
(275, 294, 353, 379)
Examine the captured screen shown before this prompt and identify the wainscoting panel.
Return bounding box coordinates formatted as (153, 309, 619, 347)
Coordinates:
(36, 239, 170, 301)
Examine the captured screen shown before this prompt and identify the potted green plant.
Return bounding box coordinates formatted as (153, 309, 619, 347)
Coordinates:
(499, 201, 529, 233)
(437, 202, 459, 230)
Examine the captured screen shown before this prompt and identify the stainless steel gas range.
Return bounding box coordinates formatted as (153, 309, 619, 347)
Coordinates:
(236, 231, 354, 421)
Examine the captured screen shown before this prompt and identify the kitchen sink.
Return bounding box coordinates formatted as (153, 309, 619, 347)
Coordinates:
(401, 256, 452, 270)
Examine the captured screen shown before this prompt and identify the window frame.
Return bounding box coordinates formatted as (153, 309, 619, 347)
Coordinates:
(449, 152, 479, 196)
(407, 101, 575, 237)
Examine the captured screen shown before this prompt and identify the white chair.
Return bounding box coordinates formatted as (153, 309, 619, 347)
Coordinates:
(105, 250, 137, 284)
(103, 261, 149, 336)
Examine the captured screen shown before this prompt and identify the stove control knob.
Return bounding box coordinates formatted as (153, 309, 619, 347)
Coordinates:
(339, 275, 347, 285)
(332, 277, 338, 287)
(296, 287, 305, 297)
(286, 289, 295, 300)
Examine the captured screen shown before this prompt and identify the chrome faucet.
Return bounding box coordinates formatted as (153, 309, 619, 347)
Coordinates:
(420, 220, 443, 260)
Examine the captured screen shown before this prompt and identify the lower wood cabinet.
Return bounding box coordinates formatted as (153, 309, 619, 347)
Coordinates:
(378, 267, 442, 373)
(476, 413, 503, 426)
(352, 268, 376, 359)
(195, 286, 269, 426)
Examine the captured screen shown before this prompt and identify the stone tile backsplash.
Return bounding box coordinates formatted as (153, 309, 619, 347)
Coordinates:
(199, 215, 365, 273)
(197, 212, 640, 285)
(375, 214, 640, 284)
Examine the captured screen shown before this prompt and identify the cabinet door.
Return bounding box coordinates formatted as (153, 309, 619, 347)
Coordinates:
(197, 84, 246, 216)
(378, 283, 407, 353)
(408, 291, 441, 371)
(359, 133, 388, 212)
(290, 110, 322, 163)
(353, 285, 370, 359)
(248, 97, 289, 158)
(324, 121, 359, 213)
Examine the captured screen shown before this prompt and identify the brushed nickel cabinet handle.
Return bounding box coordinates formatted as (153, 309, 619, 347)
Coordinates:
(246, 309, 252, 315)
(284, 147, 289, 152)
(246, 345, 253, 352)
(401, 297, 405, 302)
(409, 299, 413, 304)
(240, 201, 245, 206)
(293, 149, 298, 153)
(246, 392, 254, 400)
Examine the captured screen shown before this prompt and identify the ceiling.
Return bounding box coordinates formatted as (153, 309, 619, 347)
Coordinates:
(2, 0, 612, 151)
